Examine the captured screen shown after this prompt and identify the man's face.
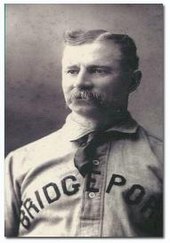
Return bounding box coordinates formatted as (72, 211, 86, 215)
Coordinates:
(62, 41, 132, 116)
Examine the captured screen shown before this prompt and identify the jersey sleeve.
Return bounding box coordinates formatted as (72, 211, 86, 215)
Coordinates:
(5, 152, 21, 237)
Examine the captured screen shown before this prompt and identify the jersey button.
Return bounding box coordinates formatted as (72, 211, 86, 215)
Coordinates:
(92, 160, 100, 166)
(89, 192, 96, 198)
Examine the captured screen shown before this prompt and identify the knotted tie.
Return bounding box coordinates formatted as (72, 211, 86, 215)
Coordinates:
(74, 131, 116, 177)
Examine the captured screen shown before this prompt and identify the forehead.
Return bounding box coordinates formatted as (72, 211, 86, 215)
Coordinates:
(62, 41, 122, 66)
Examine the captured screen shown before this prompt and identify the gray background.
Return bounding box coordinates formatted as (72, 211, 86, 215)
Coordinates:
(5, 4, 164, 155)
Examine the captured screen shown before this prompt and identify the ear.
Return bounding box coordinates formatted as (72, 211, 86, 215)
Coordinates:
(128, 70, 142, 93)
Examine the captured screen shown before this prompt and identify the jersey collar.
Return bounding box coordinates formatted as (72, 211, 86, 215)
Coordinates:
(62, 111, 138, 142)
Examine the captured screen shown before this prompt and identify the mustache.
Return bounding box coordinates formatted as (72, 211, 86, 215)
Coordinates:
(66, 88, 127, 113)
(69, 89, 105, 105)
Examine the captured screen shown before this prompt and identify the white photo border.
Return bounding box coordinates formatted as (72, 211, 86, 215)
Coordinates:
(1, 1, 169, 242)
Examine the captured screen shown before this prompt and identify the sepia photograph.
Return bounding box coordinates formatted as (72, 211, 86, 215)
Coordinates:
(5, 3, 163, 237)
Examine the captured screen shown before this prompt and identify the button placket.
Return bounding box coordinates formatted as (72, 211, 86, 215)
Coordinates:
(78, 140, 110, 236)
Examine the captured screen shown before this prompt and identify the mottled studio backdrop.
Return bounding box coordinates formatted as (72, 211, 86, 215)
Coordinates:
(5, 4, 164, 155)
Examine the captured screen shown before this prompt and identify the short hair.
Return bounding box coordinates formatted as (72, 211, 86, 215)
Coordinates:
(63, 29, 139, 70)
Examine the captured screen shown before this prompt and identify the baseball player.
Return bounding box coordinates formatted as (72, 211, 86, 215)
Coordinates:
(5, 30, 163, 237)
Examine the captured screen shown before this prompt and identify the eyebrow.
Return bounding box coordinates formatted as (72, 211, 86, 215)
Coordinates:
(64, 65, 113, 70)
(87, 65, 113, 70)
(87, 65, 114, 73)
(64, 65, 80, 69)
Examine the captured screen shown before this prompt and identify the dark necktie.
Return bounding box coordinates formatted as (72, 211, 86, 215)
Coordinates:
(74, 131, 115, 177)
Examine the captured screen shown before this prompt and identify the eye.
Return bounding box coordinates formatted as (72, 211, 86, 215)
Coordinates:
(66, 69, 79, 75)
(89, 67, 111, 75)
(95, 69, 107, 74)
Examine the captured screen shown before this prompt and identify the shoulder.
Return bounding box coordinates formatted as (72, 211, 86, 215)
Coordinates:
(137, 125, 163, 145)
(5, 128, 65, 175)
(7, 128, 62, 155)
(137, 125, 163, 163)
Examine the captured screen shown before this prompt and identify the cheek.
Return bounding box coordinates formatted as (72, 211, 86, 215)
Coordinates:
(95, 78, 121, 94)
(94, 73, 120, 86)
(62, 84, 70, 102)
(102, 75, 129, 93)
(96, 80, 129, 103)
(62, 77, 73, 93)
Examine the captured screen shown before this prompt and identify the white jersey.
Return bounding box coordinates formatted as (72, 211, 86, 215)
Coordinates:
(5, 113, 163, 237)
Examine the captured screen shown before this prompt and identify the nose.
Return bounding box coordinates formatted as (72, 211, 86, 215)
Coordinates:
(73, 68, 93, 89)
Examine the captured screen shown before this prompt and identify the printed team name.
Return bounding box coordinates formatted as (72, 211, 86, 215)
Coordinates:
(20, 173, 161, 230)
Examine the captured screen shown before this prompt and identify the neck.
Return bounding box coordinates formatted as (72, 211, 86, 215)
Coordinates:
(71, 109, 129, 131)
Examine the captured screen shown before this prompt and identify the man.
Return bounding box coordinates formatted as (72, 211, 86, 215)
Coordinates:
(5, 29, 163, 237)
